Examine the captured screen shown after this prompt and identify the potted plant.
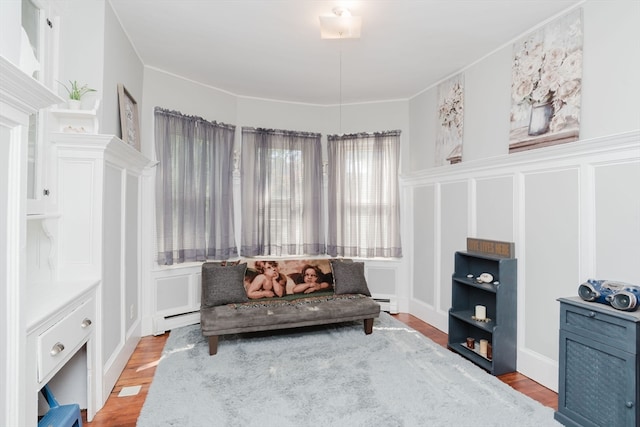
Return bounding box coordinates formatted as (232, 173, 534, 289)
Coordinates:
(59, 80, 96, 109)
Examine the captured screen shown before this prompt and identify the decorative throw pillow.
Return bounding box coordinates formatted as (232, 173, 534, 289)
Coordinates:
(201, 262, 248, 307)
(330, 261, 371, 296)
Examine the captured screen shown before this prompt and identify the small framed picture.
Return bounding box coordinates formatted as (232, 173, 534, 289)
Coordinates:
(117, 83, 140, 150)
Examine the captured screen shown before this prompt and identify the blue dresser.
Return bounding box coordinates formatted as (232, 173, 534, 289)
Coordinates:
(555, 296, 639, 427)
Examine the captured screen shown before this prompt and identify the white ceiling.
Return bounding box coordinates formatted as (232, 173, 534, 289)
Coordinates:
(109, 0, 582, 105)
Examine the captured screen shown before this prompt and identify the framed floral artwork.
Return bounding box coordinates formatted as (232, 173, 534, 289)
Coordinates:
(117, 83, 140, 151)
(508, 9, 583, 153)
(435, 74, 464, 165)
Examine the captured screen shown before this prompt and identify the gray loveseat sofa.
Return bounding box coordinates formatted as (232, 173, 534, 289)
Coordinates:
(200, 259, 381, 355)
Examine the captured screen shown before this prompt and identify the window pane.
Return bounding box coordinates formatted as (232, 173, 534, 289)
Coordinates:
(241, 127, 324, 256)
(327, 131, 402, 258)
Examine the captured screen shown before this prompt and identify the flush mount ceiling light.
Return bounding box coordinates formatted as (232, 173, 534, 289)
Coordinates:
(319, 7, 362, 39)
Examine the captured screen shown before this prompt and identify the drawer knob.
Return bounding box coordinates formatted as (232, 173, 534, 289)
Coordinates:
(50, 342, 65, 356)
(588, 311, 596, 318)
(81, 318, 92, 328)
(626, 401, 634, 408)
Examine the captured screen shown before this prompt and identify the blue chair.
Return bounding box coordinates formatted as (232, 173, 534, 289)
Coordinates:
(38, 384, 83, 427)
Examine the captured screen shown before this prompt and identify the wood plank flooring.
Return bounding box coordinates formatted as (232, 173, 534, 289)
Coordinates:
(83, 313, 557, 426)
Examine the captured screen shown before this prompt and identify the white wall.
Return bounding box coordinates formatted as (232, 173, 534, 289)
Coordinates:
(408, 1, 640, 171)
(102, 2, 144, 136)
(57, 1, 104, 110)
(406, 132, 639, 390)
(140, 68, 409, 159)
(407, 89, 437, 171)
(580, 0, 640, 137)
(55, 1, 143, 136)
(140, 68, 238, 159)
(405, 0, 640, 391)
(462, 48, 513, 162)
(0, 0, 20, 64)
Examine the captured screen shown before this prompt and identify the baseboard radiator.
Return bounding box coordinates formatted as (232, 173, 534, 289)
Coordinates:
(153, 311, 200, 335)
(373, 295, 399, 314)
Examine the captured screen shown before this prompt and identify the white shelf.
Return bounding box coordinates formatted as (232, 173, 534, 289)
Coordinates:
(26, 212, 61, 221)
(50, 101, 100, 133)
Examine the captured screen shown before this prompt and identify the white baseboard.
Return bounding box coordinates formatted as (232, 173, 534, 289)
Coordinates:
(408, 298, 448, 333)
(517, 348, 559, 392)
(101, 327, 140, 404)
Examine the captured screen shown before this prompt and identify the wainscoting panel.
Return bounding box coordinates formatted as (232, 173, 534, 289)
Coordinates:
(58, 160, 97, 276)
(155, 274, 191, 312)
(26, 220, 55, 284)
(594, 160, 640, 280)
(194, 272, 202, 309)
(102, 163, 123, 365)
(366, 267, 396, 295)
(402, 131, 639, 392)
(366, 263, 399, 313)
(475, 175, 515, 242)
(124, 173, 139, 332)
(412, 185, 436, 307)
(522, 167, 580, 362)
(152, 266, 202, 335)
(439, 181, 468, 316)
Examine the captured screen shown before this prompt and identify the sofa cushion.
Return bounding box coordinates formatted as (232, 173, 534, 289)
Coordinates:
(330, 261, 371, 296)
(200, 294, 380, 335)
(202, 262, 248, 307)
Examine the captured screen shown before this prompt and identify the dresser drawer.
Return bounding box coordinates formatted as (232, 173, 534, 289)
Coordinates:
(560, 303, 638, 353)
(37, 298, 95, 382)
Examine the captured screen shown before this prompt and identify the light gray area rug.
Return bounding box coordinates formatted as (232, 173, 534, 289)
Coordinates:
(138, 313, 560, 427)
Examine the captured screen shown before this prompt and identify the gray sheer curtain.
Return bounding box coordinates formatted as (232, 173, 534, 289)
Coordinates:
(241, 127, 324, 256)
(154, 107, 237, 265)
(327, 130, 403, 258)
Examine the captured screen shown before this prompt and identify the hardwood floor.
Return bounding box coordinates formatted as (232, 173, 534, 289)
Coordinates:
(83, 313, 557, 426)
(83, 333, 168, 426)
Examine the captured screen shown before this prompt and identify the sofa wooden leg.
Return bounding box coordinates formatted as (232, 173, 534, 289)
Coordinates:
(208, 336, 219, 355)
(364, 318, 374, 335)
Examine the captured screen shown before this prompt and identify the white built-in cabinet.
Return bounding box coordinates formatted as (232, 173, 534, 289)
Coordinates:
(0, 55, 62, 427)
(26, 280, 99, 422)
(50, 133, 153, 403)
(21, 131, 152, 425)
(3, 1, 152, 422)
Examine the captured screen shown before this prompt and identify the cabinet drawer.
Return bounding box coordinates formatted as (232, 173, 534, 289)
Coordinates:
(560, 303, 638, 353)
(37, 298, 95, 382)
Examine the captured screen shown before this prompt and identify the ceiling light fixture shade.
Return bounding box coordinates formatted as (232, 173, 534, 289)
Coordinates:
(319, 7, 362, 39)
